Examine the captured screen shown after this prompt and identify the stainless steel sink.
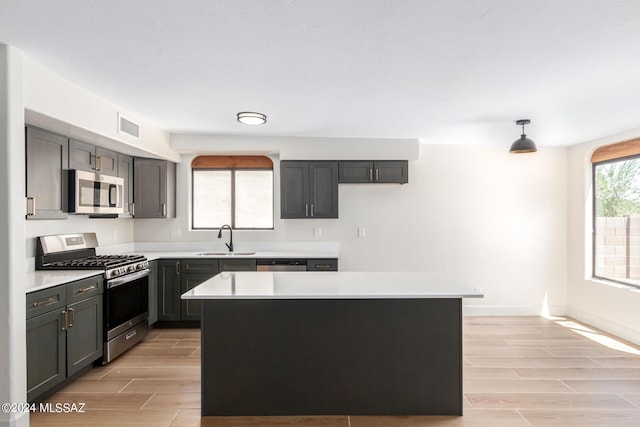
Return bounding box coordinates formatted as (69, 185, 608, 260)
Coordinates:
(197, 252, 256, 256)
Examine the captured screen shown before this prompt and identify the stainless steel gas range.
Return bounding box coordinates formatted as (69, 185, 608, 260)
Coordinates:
(36, 233, 149, 362)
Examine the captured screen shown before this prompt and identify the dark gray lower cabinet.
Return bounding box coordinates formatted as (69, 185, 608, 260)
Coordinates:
(157, 258, 258, 322)
(157, 260, 181, 321)
(148, 260, 158, 325)
(219, 258, 257, 272)
(26, 276, 103, 402)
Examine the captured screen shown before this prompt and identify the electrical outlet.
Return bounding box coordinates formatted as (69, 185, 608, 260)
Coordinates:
(171, 227, 182, 238)
(112, 229, 118, 241)
(358, 227, 366, 238)
(313, 227, 322, 238)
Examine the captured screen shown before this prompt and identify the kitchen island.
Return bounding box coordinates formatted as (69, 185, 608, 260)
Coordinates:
(182, 271, 483, 416)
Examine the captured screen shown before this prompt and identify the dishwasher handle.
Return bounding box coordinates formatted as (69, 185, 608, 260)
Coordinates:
(256, 259, 308, 271)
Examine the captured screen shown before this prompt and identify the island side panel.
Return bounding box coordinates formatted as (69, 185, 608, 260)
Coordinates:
(201, 298, 462, 416)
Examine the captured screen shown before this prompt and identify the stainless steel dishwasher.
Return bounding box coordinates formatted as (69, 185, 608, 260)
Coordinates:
(256, 259, 307, 271)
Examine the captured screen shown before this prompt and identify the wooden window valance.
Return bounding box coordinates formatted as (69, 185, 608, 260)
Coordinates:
(591, 138, 640, 163)
(191, 155, 273, 169)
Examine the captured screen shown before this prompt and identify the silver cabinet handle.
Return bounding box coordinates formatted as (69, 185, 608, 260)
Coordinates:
(305, 204, 309, 217)
(176, 261, 181, 275)
(376, 169, 380, 181)
(95, 155, 102, 171)
(126, 330, 137, 340)
(369, 169, 373, 182)
(131, 203, 135, 216)
(26, 197, 36, 216)
(162, 203, 167, 216)
(68, 307, 75, 329)
(311, 204, 315, 217)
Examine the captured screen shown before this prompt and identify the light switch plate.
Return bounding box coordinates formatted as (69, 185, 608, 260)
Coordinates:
(313, 227, 322, 238)
(171, 227, 182, 238)
(358, 227, 366, 238)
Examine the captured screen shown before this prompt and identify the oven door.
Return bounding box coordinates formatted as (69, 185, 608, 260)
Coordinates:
(105, 269, 149, 341)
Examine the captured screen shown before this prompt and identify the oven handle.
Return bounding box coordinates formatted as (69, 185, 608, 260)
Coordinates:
(107, 269, 149, 289)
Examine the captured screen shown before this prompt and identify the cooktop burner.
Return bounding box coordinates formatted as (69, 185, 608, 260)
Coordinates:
(36, 233, 148, 279)
(48, 254, 146, 268)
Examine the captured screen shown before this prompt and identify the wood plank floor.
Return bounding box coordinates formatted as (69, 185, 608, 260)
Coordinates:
(29, 316, 640, 426)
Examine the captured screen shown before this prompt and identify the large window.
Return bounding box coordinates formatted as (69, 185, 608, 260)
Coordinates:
(192, 156, 273, 229)
(592, 139, 640, 287)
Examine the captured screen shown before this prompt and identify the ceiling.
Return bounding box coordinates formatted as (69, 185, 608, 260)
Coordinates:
(2, 0, 640, 148)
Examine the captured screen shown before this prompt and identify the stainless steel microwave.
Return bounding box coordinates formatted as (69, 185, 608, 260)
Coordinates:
(65, 170, 125, 215)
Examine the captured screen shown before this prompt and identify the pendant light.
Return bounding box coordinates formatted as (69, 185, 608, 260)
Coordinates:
(509, 119, 537, 153)
(237, 112, 267, 125)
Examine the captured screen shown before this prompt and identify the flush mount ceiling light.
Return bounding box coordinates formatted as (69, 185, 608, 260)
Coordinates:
(509, 119, 537, 153)
(237, 112, 267, 126)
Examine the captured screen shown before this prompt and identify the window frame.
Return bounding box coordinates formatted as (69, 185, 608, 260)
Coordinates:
(592, 149, 640, 289)
(191, 156, 274, 231)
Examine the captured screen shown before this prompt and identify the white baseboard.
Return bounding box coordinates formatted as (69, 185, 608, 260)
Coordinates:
(0, 412, 29, 427)
(463, 304, 567, 317)
(567, 306, 640, 346)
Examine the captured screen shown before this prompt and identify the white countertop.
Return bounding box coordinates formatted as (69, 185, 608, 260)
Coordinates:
(25, 248, 339, 293)
(181, 272, 484, 300)
(26, 270, 103, 293)
(139, 250, 337, 261)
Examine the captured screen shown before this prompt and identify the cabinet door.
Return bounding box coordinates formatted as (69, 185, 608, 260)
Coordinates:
(338, 161, 374, 183)
(68, 139, 95, 172)
(134, 158, 176, 218)
(181, 274, 215, 321)
(280, 161, 310, 218)
(148, 260, 158, 325)
(118, 153, 134, 215)
(96, 147, 118, 176)
(26, 309, 66, 402)
(25, 127, 68, 220)
(309, 161, 339, 218)
(66, 294, 103, 377)
(157, 260, 181, 321)
(374, 161, 408, 184)
(219, 259, 257, 272)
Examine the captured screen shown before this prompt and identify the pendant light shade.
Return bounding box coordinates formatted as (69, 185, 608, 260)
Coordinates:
(509, 119, 537, 153)
(237, 112, 267, 125)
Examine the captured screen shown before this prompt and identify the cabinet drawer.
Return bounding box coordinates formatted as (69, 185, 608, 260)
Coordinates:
(67, 276, 103, 303)
(27, 286, 67, 319)
(182, 259, 219, 274)
(219, 259, 257, 272)
(307, 259, 338, 271)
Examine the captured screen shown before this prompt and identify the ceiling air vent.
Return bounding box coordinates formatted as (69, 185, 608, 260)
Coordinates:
(117, 113, 140, 138)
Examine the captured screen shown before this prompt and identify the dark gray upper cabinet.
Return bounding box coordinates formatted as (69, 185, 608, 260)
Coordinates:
(133, 158, 176, 218)
(69, 139, 118, 176)
(339, 161, 408, 184)
(117, 153, 134, 216)
(25, 127, 68, 220)
(281, 161, 338, 219)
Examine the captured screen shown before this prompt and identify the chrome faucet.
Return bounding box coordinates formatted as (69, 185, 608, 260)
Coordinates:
(217, 224, 233, 252)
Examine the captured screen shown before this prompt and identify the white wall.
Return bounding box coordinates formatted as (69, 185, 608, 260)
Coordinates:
(1, 44, 29, 427)
(567, 129, 640, 344)
(135, 144, 569, 315)
(22, 57, 178, 163)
